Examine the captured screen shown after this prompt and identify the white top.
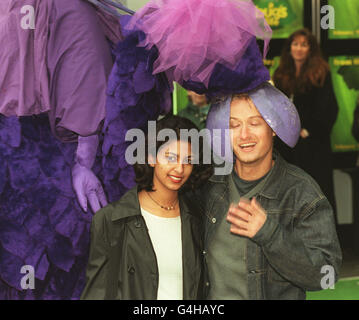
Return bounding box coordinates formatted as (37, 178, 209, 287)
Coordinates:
(141, 208, 183, 300)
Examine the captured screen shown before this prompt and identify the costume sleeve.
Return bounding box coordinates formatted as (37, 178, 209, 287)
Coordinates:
(252, 196, 342, 291)
(81, 211, 110, 300)
(0, 0, 51, 117)
(47, 0, 114, 142)
(301, 73, 339, 139)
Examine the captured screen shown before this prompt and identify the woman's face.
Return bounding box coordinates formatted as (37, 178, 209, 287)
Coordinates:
(151, 139, 194, 192)
(290, 35, 310, 63)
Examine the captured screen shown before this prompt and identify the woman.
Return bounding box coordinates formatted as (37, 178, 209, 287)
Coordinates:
(273, 28, 339, 215)
(81, 115, 213, 300)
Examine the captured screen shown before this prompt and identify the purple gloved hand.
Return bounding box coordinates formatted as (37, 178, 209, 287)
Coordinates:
(72, 135, 108, 213)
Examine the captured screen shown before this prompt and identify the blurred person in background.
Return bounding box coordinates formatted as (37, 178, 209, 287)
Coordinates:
(273, 28, 339, 219)
(178, 91, 210, 130)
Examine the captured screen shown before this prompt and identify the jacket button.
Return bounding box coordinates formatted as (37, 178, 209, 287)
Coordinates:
(205, 282, 210, 287)
(128, 266, 135, 274)
(212, 218, 216, 224)
(203, 250, 206, 255)
(134, 221, 142, 228)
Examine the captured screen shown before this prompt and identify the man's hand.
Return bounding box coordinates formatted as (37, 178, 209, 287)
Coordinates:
(226, 197, 267, 238)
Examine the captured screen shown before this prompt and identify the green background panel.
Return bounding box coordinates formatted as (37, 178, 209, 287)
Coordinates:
(307, 277, 359, 300)
(330, 56, 359, 152)
(328, 0, 359, 39)
(254, 0, 304, 39)
(173, 83, 190, 115)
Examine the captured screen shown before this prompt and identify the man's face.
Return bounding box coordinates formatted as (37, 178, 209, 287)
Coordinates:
(230, 97, 275, 167)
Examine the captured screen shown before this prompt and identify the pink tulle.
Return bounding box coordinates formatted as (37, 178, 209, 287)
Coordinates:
(127, 0, 272, 87)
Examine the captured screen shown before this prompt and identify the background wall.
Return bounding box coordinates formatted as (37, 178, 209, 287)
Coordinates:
(123, 0, 150, 11)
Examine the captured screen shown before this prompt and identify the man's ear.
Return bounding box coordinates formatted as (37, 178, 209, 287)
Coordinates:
(148, 154, 156, 167)
(272, 131, 276, 137)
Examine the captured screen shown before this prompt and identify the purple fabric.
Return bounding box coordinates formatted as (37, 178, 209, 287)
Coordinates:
(91, 2, 124, 45)
(72, 164, 108, 213)
(0, 0, 121, 300)
(181, 37, 270, 98)
(102, 16, 172, 202)
(205, 96, 234, 163)
(72, 135, 108, 213)
(249, 82, 301, 148)
(128, 0, 271, 87)
(0, 0, 51, 116)
(206, 82, 301, 162)
(0, 114, 99, 299)
(75, 135, 100, 169)
(0, 0, 122, 142)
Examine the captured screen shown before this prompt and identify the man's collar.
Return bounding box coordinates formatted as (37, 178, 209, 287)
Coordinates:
(257, 150, 284, 200)
(208, 150, 285, 200)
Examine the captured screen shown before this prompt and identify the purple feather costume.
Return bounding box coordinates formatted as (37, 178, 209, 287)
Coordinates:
(0, 0, 121, 299)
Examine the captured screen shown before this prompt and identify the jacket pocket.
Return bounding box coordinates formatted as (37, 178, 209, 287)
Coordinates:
(268, 267, 289, 284)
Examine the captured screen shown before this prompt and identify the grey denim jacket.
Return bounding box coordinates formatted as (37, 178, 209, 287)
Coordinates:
(196, 151, 342, 300)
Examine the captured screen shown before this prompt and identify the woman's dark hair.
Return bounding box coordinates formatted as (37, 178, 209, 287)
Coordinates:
(134, 114, 213, 192)
(273, 28, 329, 95)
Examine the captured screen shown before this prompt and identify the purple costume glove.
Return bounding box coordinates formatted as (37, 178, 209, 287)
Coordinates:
(72, 135, 108, 213)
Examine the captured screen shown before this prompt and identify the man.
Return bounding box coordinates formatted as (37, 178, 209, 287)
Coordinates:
(199, 82, 342, 300)
(100, 0, 341, 300)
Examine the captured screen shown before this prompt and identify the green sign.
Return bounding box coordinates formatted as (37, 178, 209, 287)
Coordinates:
(173, 83, 190, 115)
(328, 0, 359, 39)
(254, 0, 304, 38)
(264, 56, 281, 77)
(330, 56, 359, 152)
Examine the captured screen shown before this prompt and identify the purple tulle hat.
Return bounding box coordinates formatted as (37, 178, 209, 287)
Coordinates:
(206, 82, 301, 163)
(114, 0, 300, 167)
(128, 0, 272, 87)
